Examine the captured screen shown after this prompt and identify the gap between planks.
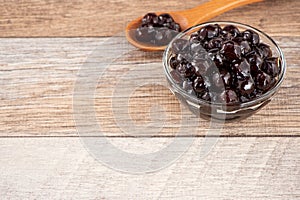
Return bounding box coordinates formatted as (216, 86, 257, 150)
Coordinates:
(0, 135, 300, 138)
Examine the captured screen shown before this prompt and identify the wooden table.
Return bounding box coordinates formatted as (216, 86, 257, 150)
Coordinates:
(0, 0, 299, 199)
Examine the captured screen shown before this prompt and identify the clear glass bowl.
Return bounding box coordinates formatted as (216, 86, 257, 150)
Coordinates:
(163, 21, 286, 121)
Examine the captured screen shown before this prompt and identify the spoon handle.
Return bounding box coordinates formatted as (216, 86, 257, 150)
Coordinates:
(178, 0, 263, 25)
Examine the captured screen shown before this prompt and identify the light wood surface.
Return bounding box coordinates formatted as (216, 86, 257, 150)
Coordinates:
(0, 138, 299, 199)
(0, 0, 298, 37)
(0, 37, 298, 136)
(0, 0, 299, 199)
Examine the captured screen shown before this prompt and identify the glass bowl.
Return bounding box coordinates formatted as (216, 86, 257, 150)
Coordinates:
(163, 21, 286, 121)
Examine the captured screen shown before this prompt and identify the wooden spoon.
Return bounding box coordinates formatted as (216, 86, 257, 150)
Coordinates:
(126, 0, 263, 51)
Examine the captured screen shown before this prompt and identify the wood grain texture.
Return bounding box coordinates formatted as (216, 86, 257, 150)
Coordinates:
(0, 137, 299, 199)
(0, 37, 299, 136)
(0, 0, 299, 37)
(0, 1, 299, 199)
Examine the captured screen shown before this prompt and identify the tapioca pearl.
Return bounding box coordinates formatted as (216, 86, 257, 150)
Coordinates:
(142, 13, 158, 26)
(193, 76, 206, 94)
(255, 71, 275, 91)
(208, 49, 224, 68)
(170, 56, 179, 69)
(171, 38, 190, 54)
(242, 29, 259, 45)
(198, 24, 221, 40)
(261, 57, 280, 77)
(207, 37, 223, 50)
(222, 25, 241, 38)
(220, 41, 242, 62)
(158, 13, 174, 25)
(256, 43, 272, 58)
(233, 58, 251, 77)
(177, 62, 195, 78)
(240, 41, 252, 55)
(237, 76, 255, 96)
(219, 89, 239, 104)
(193, 61, 210, 77)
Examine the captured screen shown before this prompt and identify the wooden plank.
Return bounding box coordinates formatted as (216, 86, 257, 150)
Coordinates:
(0, 137, 299, 199)
(0, 0, 298, 37)
(0, 37, 299, 136)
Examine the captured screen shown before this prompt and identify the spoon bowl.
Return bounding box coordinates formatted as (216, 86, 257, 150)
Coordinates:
(126, 12, 188, 51)
(126, 0, 263, 51)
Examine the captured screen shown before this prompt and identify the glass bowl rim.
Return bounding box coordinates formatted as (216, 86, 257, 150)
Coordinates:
(163, 21, 286, 108)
